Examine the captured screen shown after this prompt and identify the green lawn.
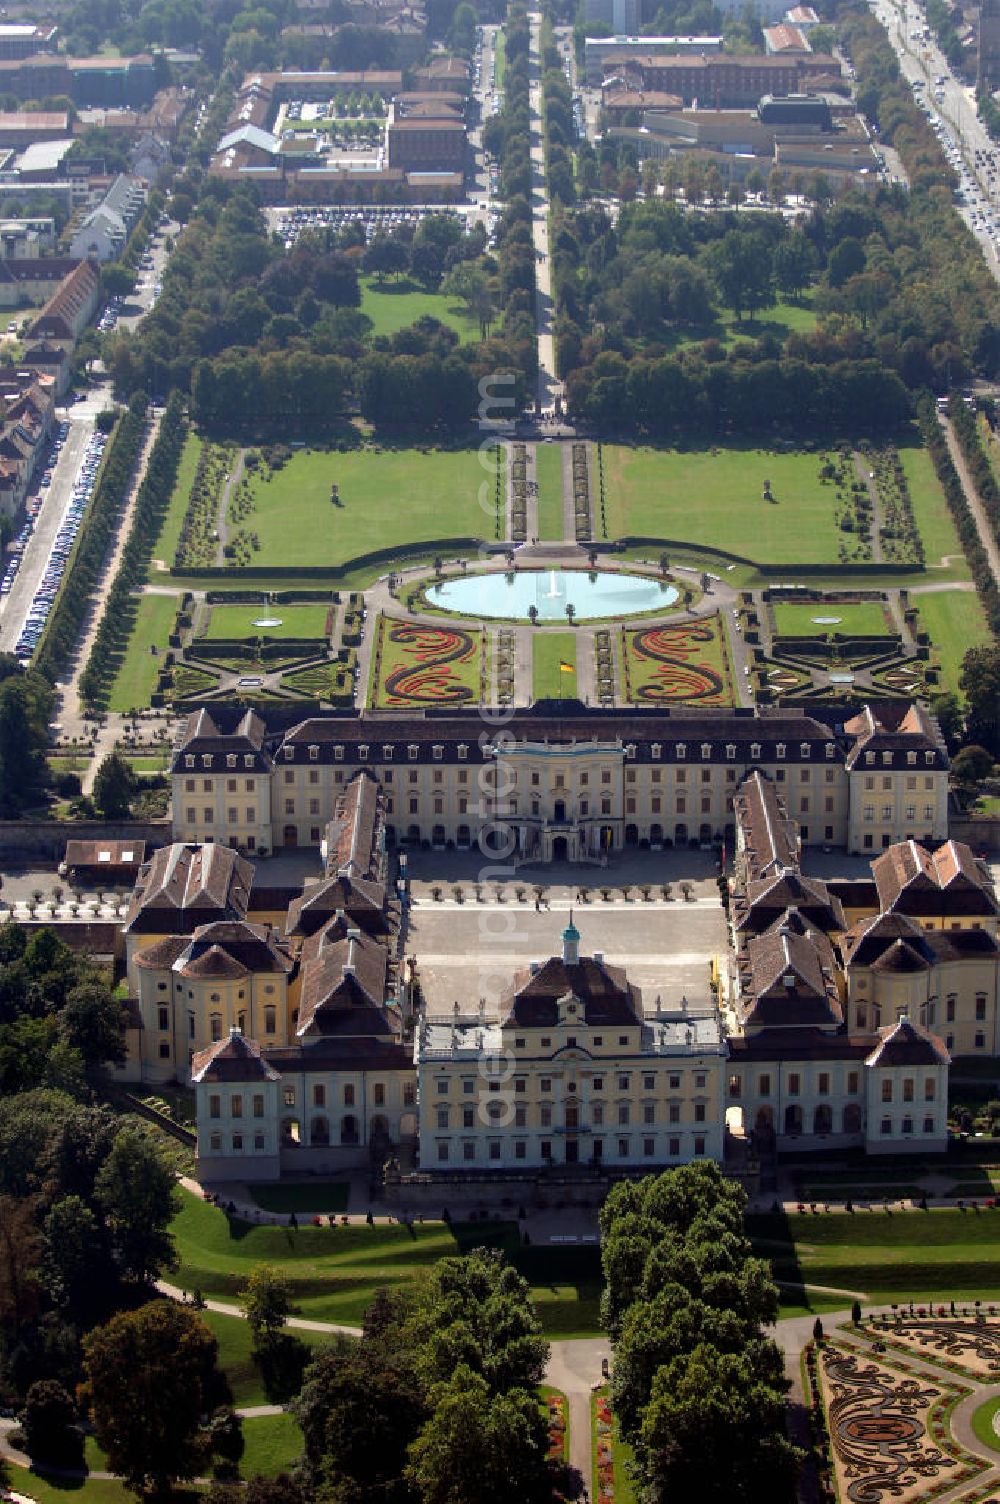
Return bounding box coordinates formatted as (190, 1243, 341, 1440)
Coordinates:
(771, 600, 892, 638)
(897, 439, 970, 576)
(748, 1207, 1000, 1301)
(601, 445, 843, 563)
(200, 603, 331, 641)
(534, 441, 565, 541)
(2, 1465, 198, 1502)
(170, 1189, 598, 1335)
(532, 632, 577, 700)
(360, 276, 479, 341)
(240, 1413, 304, 1478)
(971, 1395, 1000, 1453)
(914, 589, 992, 698)
(200, 1310, 329, 1408)
(246, 448, 489, 569)
(149, 429, 202, 577)
(671, 294, 818, 354)
(105, 594, 178, 713)
(494, 26, 506, 86)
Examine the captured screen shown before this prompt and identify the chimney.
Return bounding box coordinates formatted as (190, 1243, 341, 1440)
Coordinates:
(529, 960, 541, 975)
(229, 1025, 242, 1039)
(593, 951, 604, 967)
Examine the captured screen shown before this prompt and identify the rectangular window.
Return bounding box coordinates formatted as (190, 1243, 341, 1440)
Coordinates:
(881, 1079, 893, 1103)
(209, 1094, 221, 1119)
(231, 1095, 243, 1119)
(253, 1094, 264, 1118)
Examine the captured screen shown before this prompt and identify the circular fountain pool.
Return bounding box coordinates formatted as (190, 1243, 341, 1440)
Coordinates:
(427, 569, 678, 621)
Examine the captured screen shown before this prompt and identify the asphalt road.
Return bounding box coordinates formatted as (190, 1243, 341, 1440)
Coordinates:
(871, 0, 1000, 278)
(0, 409, 96, 654)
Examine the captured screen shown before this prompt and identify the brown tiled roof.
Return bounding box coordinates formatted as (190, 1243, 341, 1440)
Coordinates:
(261, 1035, 411, 1072)
(180, 944, 249, 980)
(28, 259, 100, 342)
(866, 1016, 949, 1068)
(133, 935, 188, 969)
(192, 1029, 280, 1082)
(174, 706, 270, 772)
(739, 925, 842, 1030)
(324, 771, 382, 879)
(181, 920, 293, 976)
(844, 703, 945, 770)
(502, 955, 641, 1028)
(285, 874, 388, 937)
(842, 911, 933, 968)
(297, 924, 389, 1034)
(729, 1029, 871, 1062)
(735, 870, 844, 935)
(64, 837, 146, 869)
(873, 838, 998, 918)
(123, 842, 252, 934)
(870, 938, 931, 974)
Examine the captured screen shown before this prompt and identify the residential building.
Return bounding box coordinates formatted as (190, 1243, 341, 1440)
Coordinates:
(584, 34, 724, 85)
(764, 23, 812, 53)
(69, 172, 146, 261)
(0, 111, 68, 147)
(603, 51, 841, 105)
(25, 258, 101, 346)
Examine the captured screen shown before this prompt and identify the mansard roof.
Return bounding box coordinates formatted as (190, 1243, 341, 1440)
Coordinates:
(873, 838, 998, 918)
(502, 954, 642, 1028)
(866, 1015, 950, 1068)
(191, 1028, 280, 1082)
(123, 842, 252, 934)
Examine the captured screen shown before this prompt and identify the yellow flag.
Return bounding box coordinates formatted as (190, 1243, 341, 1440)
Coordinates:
(559, 660, 575, 673)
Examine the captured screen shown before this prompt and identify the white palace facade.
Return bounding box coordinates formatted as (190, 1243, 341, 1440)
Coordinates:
(84, 696, 996, 1185)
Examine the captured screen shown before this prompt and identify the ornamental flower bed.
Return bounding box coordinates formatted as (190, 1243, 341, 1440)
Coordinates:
(546, 1393, 566, 1463)
(622, 619, 731, 705)
(372, 619, 481, 707)
(594, 1391, 615, 1503)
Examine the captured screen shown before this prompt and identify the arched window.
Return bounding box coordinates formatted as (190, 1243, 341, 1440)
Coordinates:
(210, 1013, 222, 1042)
(341, 1114, 359, 1145)
(813, 1104, 832, 1134)
(310, 1116, 330, 1146)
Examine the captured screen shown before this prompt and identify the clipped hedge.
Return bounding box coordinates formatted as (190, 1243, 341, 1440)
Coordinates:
(78, 392, 187, 711)
(917, 393, 1000, 641)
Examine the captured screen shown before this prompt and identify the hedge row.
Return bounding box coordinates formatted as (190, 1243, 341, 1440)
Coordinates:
(947, 397, 1000, 563)
(167, 537, 483, 582)
(34, 407, 148, 684)
(78, 393, 187, 712)
(916, 392, 1000, 640)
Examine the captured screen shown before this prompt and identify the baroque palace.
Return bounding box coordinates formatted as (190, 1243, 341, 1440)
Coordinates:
(105, 698, 999, 1185)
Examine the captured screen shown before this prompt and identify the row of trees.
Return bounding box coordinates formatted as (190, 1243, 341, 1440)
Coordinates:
(79, 392, 187, 712)
(33, 402, 147, 686)
(0, 653, 54, 814)
(566, 351, 910, 438)
(916, 392, 1000, 641)
(600, 1162, 799, 1501)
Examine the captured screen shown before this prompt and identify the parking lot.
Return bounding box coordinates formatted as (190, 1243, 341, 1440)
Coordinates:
(0, 417, 104, 657)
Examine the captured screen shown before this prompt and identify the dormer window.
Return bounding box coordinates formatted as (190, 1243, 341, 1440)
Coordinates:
(358, 745, 369, 761)
(244, 754, 254, 768)
(334, 745, 344, 761)
(800, 743, 810, 758)
(925, 751, 935, 765)
(408, 745, 418, 761)
(433, 745, 443, 760)
(201, 754, 212, 768)
(725, 744, 735, 760)
(308, 745, 318, 761)
(825, 743, 835, 759)
(701, 743, 711, 759)
(676, 744, 686, 759)
(226, 754, 236, 768)
(185, 755, 194, 768)
(383, 745, 394, 760)
(458, 743, 468, 760)
(651, 743, 661, 759)
(776, 743, 786, 760)
(750, 742, 761, 760)
(865, 752, 875, 766)
(625, 743, 636, 759)
(906, 751, 916, 765)
(882, 752, 892, 766)
(283, 747, 294, 761)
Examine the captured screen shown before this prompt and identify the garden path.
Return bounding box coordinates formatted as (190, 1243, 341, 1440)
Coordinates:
(525, 442, 539, 540)
(941, 415, 1000, 589)
(213, 448, 246, 567)
(853, 449, 883, 564)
